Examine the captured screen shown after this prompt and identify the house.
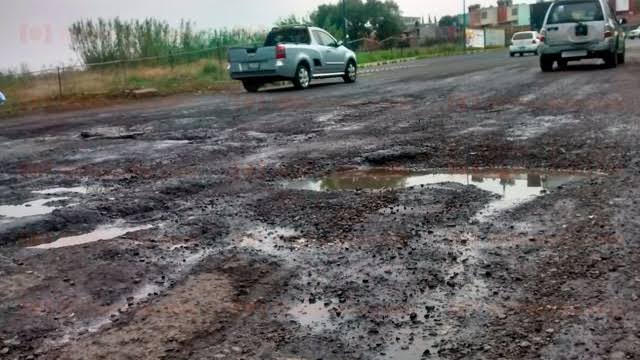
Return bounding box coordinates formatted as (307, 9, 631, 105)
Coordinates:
(480, 6, 499, 26)
(497, 0, 517, 24)
(402, 16, 423, 28)
(608, 0, 640, 24)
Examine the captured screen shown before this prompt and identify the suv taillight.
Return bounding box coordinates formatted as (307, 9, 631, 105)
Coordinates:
(604, 25, 614, 38)
(539, 30, 546, 43)
(276, 44, 286, 59)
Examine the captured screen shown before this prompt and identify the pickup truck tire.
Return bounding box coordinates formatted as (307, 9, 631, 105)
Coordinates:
(343, 60, 357, 83)
(242, 81, 262, 93)
(292, 63, 311, 90)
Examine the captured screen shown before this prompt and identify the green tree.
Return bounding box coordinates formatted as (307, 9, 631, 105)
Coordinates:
(310, 0, 404, 46)
(276, 15, 312, 26)
(438, 15, 457, 27)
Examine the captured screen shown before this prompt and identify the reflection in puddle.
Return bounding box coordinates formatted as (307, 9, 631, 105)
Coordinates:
(0, 197, 69, 218)
(29, 223, 154, 249)
(284, 168, 592, 221)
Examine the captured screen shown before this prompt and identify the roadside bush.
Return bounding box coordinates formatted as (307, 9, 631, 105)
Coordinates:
(201, 62, 218, 76)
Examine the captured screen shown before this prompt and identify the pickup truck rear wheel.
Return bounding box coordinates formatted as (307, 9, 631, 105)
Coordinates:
(242, 81, 261, 93)
(343, 60, 357, 83)
(293, 64, 311, 90)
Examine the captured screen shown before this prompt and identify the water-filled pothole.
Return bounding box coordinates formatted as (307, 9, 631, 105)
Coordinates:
(284, 168, 595, 221)
(28, 223, 154, 249)
(33, 185, 108, 195)
(0, 198, 70, 218)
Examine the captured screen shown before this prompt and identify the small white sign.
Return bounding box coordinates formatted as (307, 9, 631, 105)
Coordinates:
(617, 0, 630, 12)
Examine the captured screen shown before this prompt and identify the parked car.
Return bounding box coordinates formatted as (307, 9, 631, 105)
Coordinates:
(539, 0, 626, 71)
(510, 31, 542, 57)
(0, 90, 5, 105)
(628, 26, 640, 39)
(228, 26, 358, 92)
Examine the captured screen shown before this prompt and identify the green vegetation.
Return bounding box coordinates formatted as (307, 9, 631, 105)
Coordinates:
(357, 44, 465, 64)
(69, 18, 266, 65)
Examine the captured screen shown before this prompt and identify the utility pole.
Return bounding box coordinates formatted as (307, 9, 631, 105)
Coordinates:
(463, 0, 467, 51)
(343, 0, 348, 44)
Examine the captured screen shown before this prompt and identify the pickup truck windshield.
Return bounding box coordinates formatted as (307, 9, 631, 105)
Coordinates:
(264, 28, 311, 46)
(548, 1, 604, 24)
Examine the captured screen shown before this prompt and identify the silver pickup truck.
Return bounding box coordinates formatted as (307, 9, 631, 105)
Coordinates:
(228, 26, 358, 92)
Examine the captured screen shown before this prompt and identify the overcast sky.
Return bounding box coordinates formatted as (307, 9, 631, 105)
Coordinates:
(1, 0, 533, 71)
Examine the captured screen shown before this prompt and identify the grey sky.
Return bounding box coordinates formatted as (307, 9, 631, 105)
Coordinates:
(1, 0, 532, 71)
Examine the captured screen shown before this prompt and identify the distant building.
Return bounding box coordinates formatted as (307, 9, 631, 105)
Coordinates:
(402, 16, 423, 28)
(480, 6, 499, 26)
(608, 0, 639, 24)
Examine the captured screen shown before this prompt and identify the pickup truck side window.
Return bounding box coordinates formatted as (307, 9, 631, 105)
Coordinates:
(264, 28, 311, 46)
(312, 30, 324, 45)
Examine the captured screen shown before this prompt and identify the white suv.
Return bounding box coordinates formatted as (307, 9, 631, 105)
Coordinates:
(539, 0, 626, 71)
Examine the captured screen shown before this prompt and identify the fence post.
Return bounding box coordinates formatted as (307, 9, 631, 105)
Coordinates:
(57, 66, 63, 99)
(217, 44, 224, 81)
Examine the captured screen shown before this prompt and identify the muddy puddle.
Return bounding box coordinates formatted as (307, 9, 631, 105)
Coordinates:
(28, 223, 154, 249)
(287, 301, 337, 330)
(32, 185, 108, 195)
(284, 168, 594, 221)
(0, 197, 70, 218)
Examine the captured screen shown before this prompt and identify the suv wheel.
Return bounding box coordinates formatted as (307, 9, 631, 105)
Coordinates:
(540, 55, 554, 72)
(293, 63, 311, 90)
(343, 60, 357, 83)
(557, 59, 568, 70)
(604, 50, 618, 68)
(617, 49, 626, 65)
(242, 81, 261, 93)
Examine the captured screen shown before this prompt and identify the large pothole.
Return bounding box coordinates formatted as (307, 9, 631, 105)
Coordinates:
(283, 167, 598, 222)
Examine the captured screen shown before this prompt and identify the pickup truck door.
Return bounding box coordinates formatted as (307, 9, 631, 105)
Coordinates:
(312, 30, 345, 73)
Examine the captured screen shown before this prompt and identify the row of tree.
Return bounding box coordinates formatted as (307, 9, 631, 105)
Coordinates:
(69, 0, 407, 65)
(277, 0, 404, 43)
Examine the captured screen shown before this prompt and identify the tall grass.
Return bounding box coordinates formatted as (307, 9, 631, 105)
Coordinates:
(357, 43, 465, 64)
(69, 18, 267, 65)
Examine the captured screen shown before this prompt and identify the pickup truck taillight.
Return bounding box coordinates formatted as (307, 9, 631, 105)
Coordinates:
(276, 44, 286, 59)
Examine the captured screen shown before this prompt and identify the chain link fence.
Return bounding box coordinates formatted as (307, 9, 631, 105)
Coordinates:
(0, 46, 231, 114)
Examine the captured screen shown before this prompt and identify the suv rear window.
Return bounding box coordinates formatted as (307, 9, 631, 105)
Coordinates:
(548, 1, 604, 24)
(264, 28, 311, 46)
(513, 33, 534, 40)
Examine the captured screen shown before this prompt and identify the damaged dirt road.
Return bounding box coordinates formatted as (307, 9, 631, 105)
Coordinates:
(2, 44, 640, 360)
